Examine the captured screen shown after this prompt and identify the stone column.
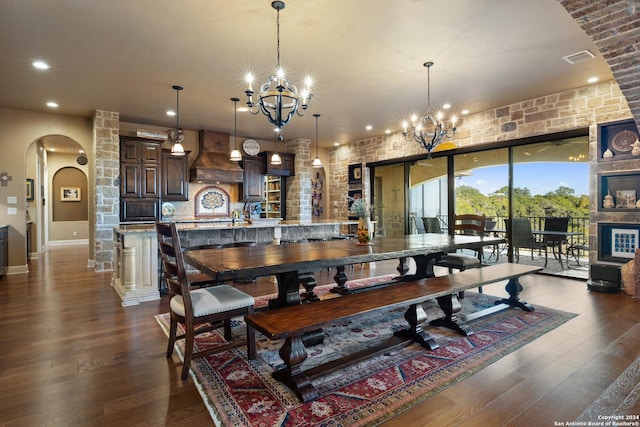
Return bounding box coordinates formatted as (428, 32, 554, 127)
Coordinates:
(93, 110, 120, 271)
(285, 138, 312, 221)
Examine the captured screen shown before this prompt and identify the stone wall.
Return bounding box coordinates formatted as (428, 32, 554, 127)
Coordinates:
(328, 80, 635, 264)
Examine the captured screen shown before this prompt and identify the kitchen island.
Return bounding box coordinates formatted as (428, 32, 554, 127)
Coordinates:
(111, 219, 355, 306)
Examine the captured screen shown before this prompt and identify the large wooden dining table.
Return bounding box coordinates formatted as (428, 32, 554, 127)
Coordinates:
(184, 233, 506, 309)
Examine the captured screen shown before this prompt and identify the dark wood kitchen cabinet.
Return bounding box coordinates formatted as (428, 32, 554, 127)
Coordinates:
(242, 156, 264, 202)
(119, 137, 162, 221)
(162, 149, 189, 201)
(260, 152, 295, 176)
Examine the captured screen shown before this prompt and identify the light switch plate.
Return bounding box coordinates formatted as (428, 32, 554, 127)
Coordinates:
(7, 207, 17, 215)
(7, 196, 17, 204)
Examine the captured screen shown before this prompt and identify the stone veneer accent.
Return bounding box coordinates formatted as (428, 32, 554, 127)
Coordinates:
(560, 0, 640, 133)
(285, 138, 313, 221)
(328, 80, 636, 264)
(93, 110, 120, 271)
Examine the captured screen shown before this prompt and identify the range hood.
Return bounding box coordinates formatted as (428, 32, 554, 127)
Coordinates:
(189, 130, 244, 183)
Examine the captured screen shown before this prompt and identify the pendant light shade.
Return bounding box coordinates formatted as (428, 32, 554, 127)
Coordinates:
(312, 113, 322, 168)
(271, 131, 282, 165)
(229, 97, 242, 161)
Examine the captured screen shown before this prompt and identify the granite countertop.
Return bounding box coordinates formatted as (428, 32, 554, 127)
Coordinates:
(115, 219, 355, 233)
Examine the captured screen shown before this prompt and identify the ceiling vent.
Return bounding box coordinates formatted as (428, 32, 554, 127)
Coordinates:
(562, 50, 596, 65)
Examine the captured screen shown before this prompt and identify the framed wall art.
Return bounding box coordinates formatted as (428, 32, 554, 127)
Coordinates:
(26, 178, 34, 201)
(348, 163, 363, 185)
(611, 228, 638, 259)
(60, 187, 81, 202)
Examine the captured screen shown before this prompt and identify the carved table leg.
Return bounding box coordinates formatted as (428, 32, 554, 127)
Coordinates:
(272, 335, 318, 402)
(430, 294, 474, 336)
(394, 303, 439, 350)
(330, 265, 351, 294)
(270, 271, 302, 309)
(496, 277, 535, 312)
(399, 252, 442, 281)
(299, 272, 319, 302)
(272, 271, 325, 346)
(396, 256, 410, 278)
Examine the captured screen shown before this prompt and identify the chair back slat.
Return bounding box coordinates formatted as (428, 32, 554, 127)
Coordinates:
(452, 214, 485, 237)
(156, 222, 191, 308)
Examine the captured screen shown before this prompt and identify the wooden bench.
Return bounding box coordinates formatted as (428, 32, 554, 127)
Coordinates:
(244, 263, 542, 402)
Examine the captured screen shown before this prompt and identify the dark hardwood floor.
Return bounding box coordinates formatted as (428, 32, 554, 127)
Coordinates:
(1, 245, 638, 426)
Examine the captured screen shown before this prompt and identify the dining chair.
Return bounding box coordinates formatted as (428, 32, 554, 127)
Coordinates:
(508, 218, 547, 266)
(436, 214, 486, 295)
(156, 221, 256, 380)
(542, 217, 569, 268)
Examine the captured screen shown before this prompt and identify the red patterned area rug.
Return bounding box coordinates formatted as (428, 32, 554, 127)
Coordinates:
(156, 292, 576, 427)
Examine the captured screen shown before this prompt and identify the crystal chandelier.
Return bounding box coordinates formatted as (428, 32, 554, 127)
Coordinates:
(402, 62, 457, 158)
(167, 85, 186, 156)
(312, 113, 322, 168)
(229, 97, 242, 161)
(244, 1, 313, 132)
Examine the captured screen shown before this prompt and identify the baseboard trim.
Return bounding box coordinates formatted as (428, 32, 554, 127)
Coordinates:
(49, 239, 89, 246)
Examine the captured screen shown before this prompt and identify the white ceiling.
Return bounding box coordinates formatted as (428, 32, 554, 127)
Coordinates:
(1, 0, 613, 151)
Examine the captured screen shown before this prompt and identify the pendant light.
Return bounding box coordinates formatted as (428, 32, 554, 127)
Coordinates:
(312, 113, 322, 168)
(167, 85, 186, 156)
(271, 131, 282, 165)
(229, 97, 242, 161)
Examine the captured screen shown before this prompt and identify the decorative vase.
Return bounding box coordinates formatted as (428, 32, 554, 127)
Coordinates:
(357, 216, 372, 244)
(603, 190, 615, 209)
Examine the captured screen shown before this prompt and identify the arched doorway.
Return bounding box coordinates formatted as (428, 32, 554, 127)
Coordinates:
(25, 135, 88, 258)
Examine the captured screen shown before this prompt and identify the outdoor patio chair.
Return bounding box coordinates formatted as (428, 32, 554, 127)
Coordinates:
(423, 217, 442, 233)
(156, 221, 256, 380)
(508, 218, 548, 266)
(543, 217, 569, 268)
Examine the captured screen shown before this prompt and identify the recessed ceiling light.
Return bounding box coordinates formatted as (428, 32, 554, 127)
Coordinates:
(334, 142, 339, 146)
(46, 101, 58, 108)
(385, 129, 391, 134)
(166, 110, 176, 116)
(237, 106, 249, 112)
(461, 109, 470, 115)
(366, 125, 372, 131)
(442, 103, 451, 110)
(32, 60, 50, 70)
(587, 76, 599, 84)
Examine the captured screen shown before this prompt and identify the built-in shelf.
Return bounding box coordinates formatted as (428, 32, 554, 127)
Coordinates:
(261, 176, 283, 218)
(597, 222, 640, 263)
(597, 118, 640, 162)
(598, 171, 640, 211)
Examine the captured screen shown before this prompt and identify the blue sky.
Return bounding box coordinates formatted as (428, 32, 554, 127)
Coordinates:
(457, 163, 589, 197)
